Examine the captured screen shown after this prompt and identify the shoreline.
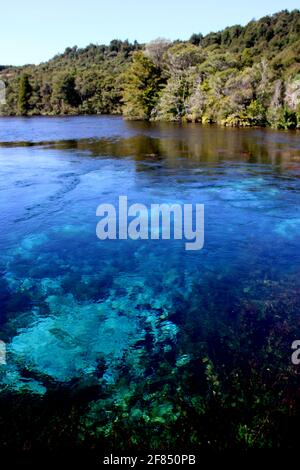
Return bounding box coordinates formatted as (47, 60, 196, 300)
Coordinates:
(0, 113, 299, 133)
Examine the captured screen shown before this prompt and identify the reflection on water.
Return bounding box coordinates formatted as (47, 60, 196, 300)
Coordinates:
(0, 116, 300, 451)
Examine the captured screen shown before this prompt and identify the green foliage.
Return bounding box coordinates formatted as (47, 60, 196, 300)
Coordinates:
(2, 10, 300, 126)
(122, 52, 163, 120)
(0, 40, 141, 116)
(246, 100, 267, 126)
(153, 43, 205, 121)
(241, 48, 254, 67)
(297, 104, 300, 127)
(189, 33, 203, 46)
(277, 107, 298, 129)
(52, 73, 81, 109)
(17, 74, 32, 115)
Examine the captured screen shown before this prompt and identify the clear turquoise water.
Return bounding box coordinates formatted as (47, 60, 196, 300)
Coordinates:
(1, 116, 300, 449)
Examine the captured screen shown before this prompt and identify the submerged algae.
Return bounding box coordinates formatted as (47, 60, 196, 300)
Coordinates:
(1, 259, 183, 392)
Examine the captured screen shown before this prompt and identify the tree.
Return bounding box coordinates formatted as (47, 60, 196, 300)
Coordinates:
(285, 78, 300, 109)
(246, 100, 267, 126)
(277, 107, 297, 129)
(122, 52, 163, 120)
(51, 73, 81, 113)
(18, 74, 32, 115)
(153, 44, 206, 121)
(165, 43, 205, 74)
(2, 10, 300, 124)
(145, 38, 171, 69)
(154, 76, 191, 121)
(59, 74, 80, 107)
(189, 33, 203, 46)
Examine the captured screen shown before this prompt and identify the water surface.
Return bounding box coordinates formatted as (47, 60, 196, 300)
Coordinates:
(0, 116, 300, 450)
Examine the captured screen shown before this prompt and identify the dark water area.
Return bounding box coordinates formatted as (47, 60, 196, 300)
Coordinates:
(0, 115, 300, 451)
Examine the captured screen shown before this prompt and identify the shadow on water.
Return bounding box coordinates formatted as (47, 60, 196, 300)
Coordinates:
(1, 120, 300, 169)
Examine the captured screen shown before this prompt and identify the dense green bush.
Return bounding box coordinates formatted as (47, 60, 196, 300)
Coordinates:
(1, 10, 300, 128)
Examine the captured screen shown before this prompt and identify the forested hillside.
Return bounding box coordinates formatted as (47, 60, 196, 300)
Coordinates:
(1, 9, 300, 128)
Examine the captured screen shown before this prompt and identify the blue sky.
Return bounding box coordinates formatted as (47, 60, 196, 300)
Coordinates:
(1, 0, 300, 66)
